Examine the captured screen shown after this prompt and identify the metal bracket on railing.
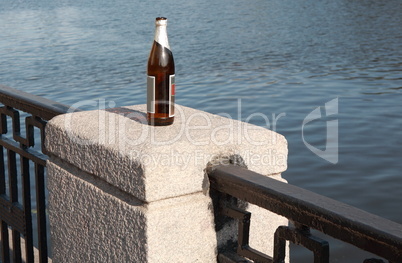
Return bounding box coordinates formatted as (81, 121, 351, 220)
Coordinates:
(274, 223, 329, 263)
(219, 205, 272, 263)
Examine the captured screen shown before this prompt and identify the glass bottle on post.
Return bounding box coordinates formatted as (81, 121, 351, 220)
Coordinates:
(147, 17, 175, 126)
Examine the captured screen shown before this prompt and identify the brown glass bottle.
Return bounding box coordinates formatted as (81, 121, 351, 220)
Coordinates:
(147, 17, 175, 126)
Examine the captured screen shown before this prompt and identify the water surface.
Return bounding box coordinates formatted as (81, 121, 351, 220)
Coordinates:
(1, 0, 401, 261)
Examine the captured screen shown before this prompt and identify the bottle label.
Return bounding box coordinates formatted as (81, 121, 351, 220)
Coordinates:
(147, 76, 156, 113)
(169, 74, 175, 117)
(147, 75, 175, 117)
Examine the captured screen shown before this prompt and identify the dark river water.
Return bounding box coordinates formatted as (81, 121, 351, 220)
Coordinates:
(1, 0, 401, 261)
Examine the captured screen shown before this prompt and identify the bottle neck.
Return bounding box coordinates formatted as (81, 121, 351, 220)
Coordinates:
(154, 24, 170, 50)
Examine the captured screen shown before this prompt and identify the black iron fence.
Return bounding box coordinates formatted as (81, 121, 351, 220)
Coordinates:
(207, 164, 402, 263)
(0, 85, 73, 263)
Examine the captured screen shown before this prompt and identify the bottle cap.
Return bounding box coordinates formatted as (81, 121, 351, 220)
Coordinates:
(155, 17, 167, 26)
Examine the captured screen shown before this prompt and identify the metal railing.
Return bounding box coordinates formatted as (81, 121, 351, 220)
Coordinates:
(1, 85, 401, 262)
(208, 164, 402, 263)
(0, 85, 73, 263)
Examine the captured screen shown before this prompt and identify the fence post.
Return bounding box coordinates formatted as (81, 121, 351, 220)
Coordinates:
(45, 104, 288, 262)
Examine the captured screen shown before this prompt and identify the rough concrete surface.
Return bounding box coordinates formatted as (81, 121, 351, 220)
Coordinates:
(48, 158, 219, 262)
(45, 104, 288, 203)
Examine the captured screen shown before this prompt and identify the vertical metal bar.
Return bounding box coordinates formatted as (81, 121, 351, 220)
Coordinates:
(35, 163, 48, 263)
(21, 156, 34, 263)
(25, 117, 35, 148)
(273, 226, 287, 263)
(12, 229, 22, 263)
(238, 212, 251, 249)
(1, 221, 10, 263)
(314, 242, 330, 263)
(8, 149, 22, 262)
(314, 253, 326, 263)
(0, 145, 9, 263)
(0, 111, 8, 134)
(37, 118, 47, 154)
(7, 149, 17, 222)
(0, 146, 4, 194)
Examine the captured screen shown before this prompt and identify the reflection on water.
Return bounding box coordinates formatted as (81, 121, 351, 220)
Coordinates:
(1, 0, 401, 261)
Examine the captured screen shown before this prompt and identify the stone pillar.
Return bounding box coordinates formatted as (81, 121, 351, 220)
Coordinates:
(45, 104, 288, 262)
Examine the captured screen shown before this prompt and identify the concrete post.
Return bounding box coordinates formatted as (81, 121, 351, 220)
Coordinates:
(45, 104, 288, 262)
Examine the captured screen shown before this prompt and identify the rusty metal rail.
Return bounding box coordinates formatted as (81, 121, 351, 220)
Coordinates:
(208, 164, 402, 263)
(0, 85, 75, 263)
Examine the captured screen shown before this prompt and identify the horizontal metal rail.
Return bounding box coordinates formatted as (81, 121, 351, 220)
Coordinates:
(0, 85, 72, 121)
(208, 164, 402, 263)
(0, 85, 76, 263)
